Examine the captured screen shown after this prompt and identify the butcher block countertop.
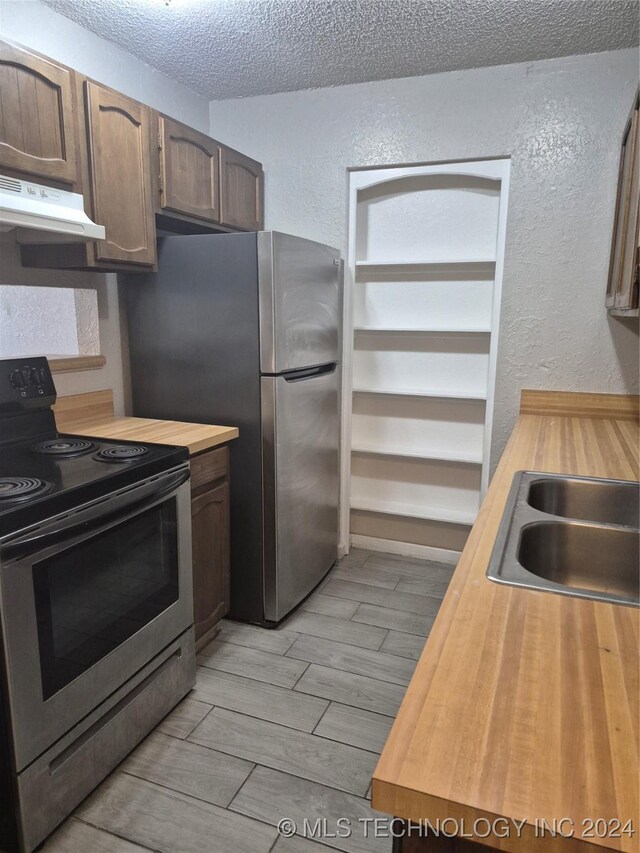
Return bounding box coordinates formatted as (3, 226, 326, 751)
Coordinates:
(372, 390, 639, 853)
(54, 390, 238, 456)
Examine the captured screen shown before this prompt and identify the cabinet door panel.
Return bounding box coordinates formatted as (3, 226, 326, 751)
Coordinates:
(0, 41, 78, 184)
(191, 479, 230, 641)
(159, 116, 219, 222)
(607, 90, 639, 312)
(219, 146, 263, 231)
(85, 81, 156, 266)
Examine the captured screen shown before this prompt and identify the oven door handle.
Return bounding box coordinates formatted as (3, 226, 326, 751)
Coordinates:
(2, 468, 190, 561)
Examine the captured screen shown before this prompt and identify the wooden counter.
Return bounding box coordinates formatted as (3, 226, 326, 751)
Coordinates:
(54, 390, 238, 455)
(373, 391, 639, 853)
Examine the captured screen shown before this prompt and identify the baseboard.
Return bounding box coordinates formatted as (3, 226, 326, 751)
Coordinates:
(349, 534, 461, 566)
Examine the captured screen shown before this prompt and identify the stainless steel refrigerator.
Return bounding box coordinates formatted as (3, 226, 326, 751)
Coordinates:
(124, 231, 341, 625)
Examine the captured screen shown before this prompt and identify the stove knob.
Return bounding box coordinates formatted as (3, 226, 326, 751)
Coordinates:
(10, 369, 27, 389)
(28, 367, 44, 386)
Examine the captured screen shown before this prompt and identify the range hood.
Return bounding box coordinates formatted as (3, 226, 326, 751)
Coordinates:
(0, 174, 105, 241)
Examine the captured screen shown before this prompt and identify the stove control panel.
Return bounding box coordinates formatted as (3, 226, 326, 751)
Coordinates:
(1, 356, 57, 411)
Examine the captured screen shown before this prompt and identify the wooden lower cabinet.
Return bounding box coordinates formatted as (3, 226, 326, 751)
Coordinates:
(392, 826, 493, 852)
(189, 446, 230, 647)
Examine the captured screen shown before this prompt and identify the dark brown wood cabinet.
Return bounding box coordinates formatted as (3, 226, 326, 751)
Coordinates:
(607, 88, 639, 316)
(21, 78, 158, 272)
(158, 115, 220, 224)
(84, 81, 157, 267)
(190, 445, 230, 647)
(0, 39, 79, 186)
(3, 36, 264, 272)
(219, 146, 264, 231)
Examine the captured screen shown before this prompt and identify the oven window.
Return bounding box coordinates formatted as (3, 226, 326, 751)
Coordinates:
(33, 500, 179, 700)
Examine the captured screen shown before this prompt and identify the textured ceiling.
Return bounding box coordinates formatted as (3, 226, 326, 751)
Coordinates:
(41, 0, 639, 100)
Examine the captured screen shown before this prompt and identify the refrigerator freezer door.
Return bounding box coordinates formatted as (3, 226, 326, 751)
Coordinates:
(262, 366, 339, 622)
(258, 231, 341, 373)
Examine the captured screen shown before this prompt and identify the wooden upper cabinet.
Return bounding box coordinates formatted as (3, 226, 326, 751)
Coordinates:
(219, 146, 263, 231)
(607, 89, 639, 315)
(158, 116, 220, 223)
(0, 39, 78, 185)
(84, 81, 156, 266)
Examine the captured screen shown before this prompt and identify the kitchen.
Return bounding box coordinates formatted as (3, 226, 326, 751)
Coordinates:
(0, 1, 638, 851)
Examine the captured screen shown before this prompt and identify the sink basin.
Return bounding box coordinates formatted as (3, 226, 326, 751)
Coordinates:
(527, 477, 639, 527)
(487, 471, 640, 607)
(518, 522, 639, 601)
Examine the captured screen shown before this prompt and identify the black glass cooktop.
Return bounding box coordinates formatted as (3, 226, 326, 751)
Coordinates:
(0, 433, 187, 535)
(0, 357, 189, 538)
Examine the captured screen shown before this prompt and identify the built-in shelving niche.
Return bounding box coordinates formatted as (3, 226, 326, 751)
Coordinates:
(341, 160, 511, 560)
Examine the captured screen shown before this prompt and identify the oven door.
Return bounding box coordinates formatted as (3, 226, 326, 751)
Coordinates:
(0, 465, 193, 772)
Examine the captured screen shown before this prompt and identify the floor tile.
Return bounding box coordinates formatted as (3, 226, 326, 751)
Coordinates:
(120, 731, 253, 807)
(193, 666, 328, 732)
(197, 640, 308, 688)
(314, 703, 395, 754)
(42, 819, 149, 852)
(336, 548, 375, 568)
(364, 554, 455, 582)
(76, 773, 276, 853)
(216, 619, 299, 654)
(352, 603, 435, 636)
(274, 834, 334, 852)
(379, 630, 427, 661)
(294, 664, 405, 716)
(301, 593, 360, 619)
(189, 707, 377, 796)
(286, 635, 415, 686)
(156, 694, 213, 739)
(281, 611, 386, 650)
(324, 578, 441, 616)
(230, 765, 391, 853)
(330, 565, 400, 589)
(395, 576, 450, 599)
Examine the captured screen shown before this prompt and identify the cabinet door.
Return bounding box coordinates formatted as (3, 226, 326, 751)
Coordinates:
(191, 479, 230, 642)
(607, 90, 639, 312)
(0, 40, 78, 184)
(159, 116, 220, 222)
(85, 81, 156, 266)
(219, 146, 263, 231)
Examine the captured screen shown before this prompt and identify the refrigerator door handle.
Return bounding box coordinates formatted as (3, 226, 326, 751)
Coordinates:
(280, 363, 336, 383)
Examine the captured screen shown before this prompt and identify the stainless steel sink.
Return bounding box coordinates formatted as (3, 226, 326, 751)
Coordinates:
(487, 472, 640, 607)
(527, 476, 639, 527)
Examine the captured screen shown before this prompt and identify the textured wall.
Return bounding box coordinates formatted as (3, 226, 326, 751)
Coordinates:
(0, 2, 210, 412)
(0, 235, 125, 408)
(210, 49, 640, 468)
(0, 285, 79, 357)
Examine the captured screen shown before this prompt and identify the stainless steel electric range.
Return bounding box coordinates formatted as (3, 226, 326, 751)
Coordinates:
(0, 357, 195, 852)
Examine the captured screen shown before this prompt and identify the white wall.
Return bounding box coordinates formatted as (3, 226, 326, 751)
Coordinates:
(0, 1, 210, 412)
(210, 49, 640, 467)
(0, 234, 126, 406)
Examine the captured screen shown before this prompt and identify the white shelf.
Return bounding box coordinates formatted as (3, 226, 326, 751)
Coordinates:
(355, 259, 496, 276)
(352, 387, 487, 402)
(353, 326, 492, 334)
(351, 445, 483, 465)
(350, 497, 477, 526)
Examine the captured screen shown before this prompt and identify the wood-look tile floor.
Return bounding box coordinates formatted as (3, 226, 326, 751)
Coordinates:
(42, 549, 454, 853)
